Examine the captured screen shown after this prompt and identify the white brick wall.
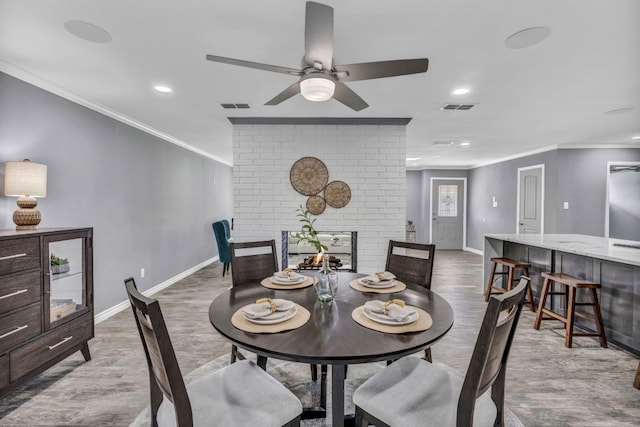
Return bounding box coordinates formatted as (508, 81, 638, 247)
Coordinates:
(232, 124, 406, 274)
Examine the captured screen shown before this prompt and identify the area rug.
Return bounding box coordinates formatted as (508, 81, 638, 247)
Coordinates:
(130, 354, 525, 426)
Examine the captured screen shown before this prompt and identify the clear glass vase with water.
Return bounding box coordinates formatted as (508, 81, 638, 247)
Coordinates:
(314, 254, 338, 303)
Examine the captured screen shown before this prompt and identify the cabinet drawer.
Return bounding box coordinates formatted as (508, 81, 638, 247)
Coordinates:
(0, 270, 41, 315)
(0, 303, 41, 354)
(0, 237, 40, 276)
(0, 354, 8, 390)
(10, 313, 92, 382)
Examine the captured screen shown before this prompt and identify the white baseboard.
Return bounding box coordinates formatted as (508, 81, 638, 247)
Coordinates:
(94, 256, 217, 324)
(464, 246, 483, 256)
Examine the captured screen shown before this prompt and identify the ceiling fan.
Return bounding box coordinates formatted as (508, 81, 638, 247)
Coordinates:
(206, 1, 429, 111)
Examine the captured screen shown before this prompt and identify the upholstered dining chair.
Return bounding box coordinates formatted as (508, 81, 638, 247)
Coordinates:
(353, 276, 531, 427)
(212, 220, 231, 276)
(124, 277, 302, 427)
(385, 240, 436, 361)
(229, 240, 321, 381)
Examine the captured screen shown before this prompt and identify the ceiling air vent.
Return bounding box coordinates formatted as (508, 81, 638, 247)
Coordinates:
(221, 103, 251, 109)
(441, 104, 475, 110)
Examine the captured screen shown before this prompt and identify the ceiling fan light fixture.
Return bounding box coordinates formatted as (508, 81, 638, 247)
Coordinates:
(300, 74, 335, 102)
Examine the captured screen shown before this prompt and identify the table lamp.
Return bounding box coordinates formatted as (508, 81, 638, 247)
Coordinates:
(3, 159, 48, 230)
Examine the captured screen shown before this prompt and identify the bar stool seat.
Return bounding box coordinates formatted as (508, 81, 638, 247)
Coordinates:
(533, 272, 608, 348)
(485, 257, 535, 311)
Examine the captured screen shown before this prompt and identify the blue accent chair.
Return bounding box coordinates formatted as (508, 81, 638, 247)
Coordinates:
(212, 220, 231, 276)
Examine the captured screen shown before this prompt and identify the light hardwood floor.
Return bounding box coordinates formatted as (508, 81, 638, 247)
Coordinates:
(0, 251, 638, 426)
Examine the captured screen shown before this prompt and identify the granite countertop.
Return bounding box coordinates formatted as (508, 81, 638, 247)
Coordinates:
(485, 233, 640, 267)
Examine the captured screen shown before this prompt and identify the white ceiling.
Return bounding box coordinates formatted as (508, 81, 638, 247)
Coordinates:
(1, 0, 639, 169)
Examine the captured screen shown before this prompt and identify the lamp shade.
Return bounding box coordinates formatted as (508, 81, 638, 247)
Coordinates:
(4, 159, 48, 197)
(300, 74, 335, 102)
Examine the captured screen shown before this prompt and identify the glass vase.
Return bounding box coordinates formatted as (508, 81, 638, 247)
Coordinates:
(314, 254, 338, 303)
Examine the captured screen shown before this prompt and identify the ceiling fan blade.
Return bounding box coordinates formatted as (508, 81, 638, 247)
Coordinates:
(206, 55, 303, 76)
(332, 82, 368, 111)
(265, 82, 301, 105)
(334, 58, 429, 82)
(304, 1, 334, 70)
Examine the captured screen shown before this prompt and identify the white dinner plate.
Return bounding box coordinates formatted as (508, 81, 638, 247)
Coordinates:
(359, 278, 396, 289)
(244, 307, 297, 324)
(270, 276, 306, 285)
(363, 307, 418, 325)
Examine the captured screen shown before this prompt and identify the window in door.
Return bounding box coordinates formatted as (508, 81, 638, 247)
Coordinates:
(438, 185, 458, 217)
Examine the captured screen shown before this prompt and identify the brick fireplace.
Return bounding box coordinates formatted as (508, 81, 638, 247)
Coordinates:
(230, 118, 408, 274)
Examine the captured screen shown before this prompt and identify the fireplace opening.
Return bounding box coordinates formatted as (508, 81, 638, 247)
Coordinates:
(281, 231, 357, 272)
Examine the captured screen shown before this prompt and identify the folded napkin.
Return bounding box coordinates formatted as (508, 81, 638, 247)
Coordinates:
(274, 269, 304, 281)
(372, 271, 396, 282)
(242, 298, 293, 319)
(372, 271, 396, 281)
(364, 299, 415, 321)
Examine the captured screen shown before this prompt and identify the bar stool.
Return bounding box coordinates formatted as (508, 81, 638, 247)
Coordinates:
(485, 257, 536, 311)
(533, 272, 608, 348)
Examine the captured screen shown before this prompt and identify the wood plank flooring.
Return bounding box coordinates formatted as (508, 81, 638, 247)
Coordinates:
(0, 250, 638, 426)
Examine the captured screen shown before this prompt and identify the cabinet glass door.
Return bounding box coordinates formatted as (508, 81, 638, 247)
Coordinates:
(48, 238, 85, 324)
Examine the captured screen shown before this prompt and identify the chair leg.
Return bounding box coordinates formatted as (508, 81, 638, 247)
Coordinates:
(565, 286, 576, 348)
(506, 267, 515, 291)
(424, 347, 432, 362)
(523, 267, 536, 312)
(311, 364, 318, 381)
(485, 262, 498, 302)
(590, 288, 608, 348)
(230, 344, 237, 364)
(354, 406, 367, 427)
(257, 355, 268, 370)
(534, 278, 551, 330)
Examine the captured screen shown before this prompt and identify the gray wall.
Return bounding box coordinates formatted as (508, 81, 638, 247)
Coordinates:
(467, 150, 558, 250)
(0, 72, 233, 314)
(556, 148, 640, 236)
(466, 148, 640, 251)
(406, 169, 469, 244)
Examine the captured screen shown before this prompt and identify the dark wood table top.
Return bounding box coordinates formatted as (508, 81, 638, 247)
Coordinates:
(208, 272, 454, 365)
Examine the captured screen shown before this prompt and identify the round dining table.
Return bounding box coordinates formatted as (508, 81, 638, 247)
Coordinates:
(208, 272, 454, 427)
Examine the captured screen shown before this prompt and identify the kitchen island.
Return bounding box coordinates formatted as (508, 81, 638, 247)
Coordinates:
(484, 234, 640, 356)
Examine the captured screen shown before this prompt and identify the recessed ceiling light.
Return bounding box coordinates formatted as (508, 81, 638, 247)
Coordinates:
(154, 85, 173, 93)
(460, 142, 471, 146)
(505, 27, 550, 49)
(406, 157, 421, 161)
(64, 20, 112, 43)
(452, 88, 470, 95)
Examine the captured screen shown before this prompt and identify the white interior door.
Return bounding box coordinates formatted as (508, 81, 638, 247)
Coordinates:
(517, 165, 544, 234)
(431, 179, 465, 249)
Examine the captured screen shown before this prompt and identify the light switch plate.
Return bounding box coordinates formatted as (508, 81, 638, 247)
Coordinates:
(563, 202, 569, 210)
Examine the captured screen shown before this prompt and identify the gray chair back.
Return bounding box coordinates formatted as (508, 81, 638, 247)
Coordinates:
(124, 278, 192, 426)
(230, 240, 278, 287)
(385, 240, 436, 289)
(458, 276, 530, 425)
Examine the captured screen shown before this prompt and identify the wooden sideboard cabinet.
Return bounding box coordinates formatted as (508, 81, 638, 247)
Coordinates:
(0, 227, 93, 397)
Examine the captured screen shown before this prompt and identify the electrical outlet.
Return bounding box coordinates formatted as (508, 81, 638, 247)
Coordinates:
(140, 268, 145, 278)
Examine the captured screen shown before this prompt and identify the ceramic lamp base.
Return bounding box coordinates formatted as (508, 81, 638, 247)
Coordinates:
(13, 197, 41, 230)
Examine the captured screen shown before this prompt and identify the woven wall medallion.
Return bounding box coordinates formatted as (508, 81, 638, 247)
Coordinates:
(306, 195, 326, 215)
(290, 157, 329, 196)
(324, 180, 351, 208)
